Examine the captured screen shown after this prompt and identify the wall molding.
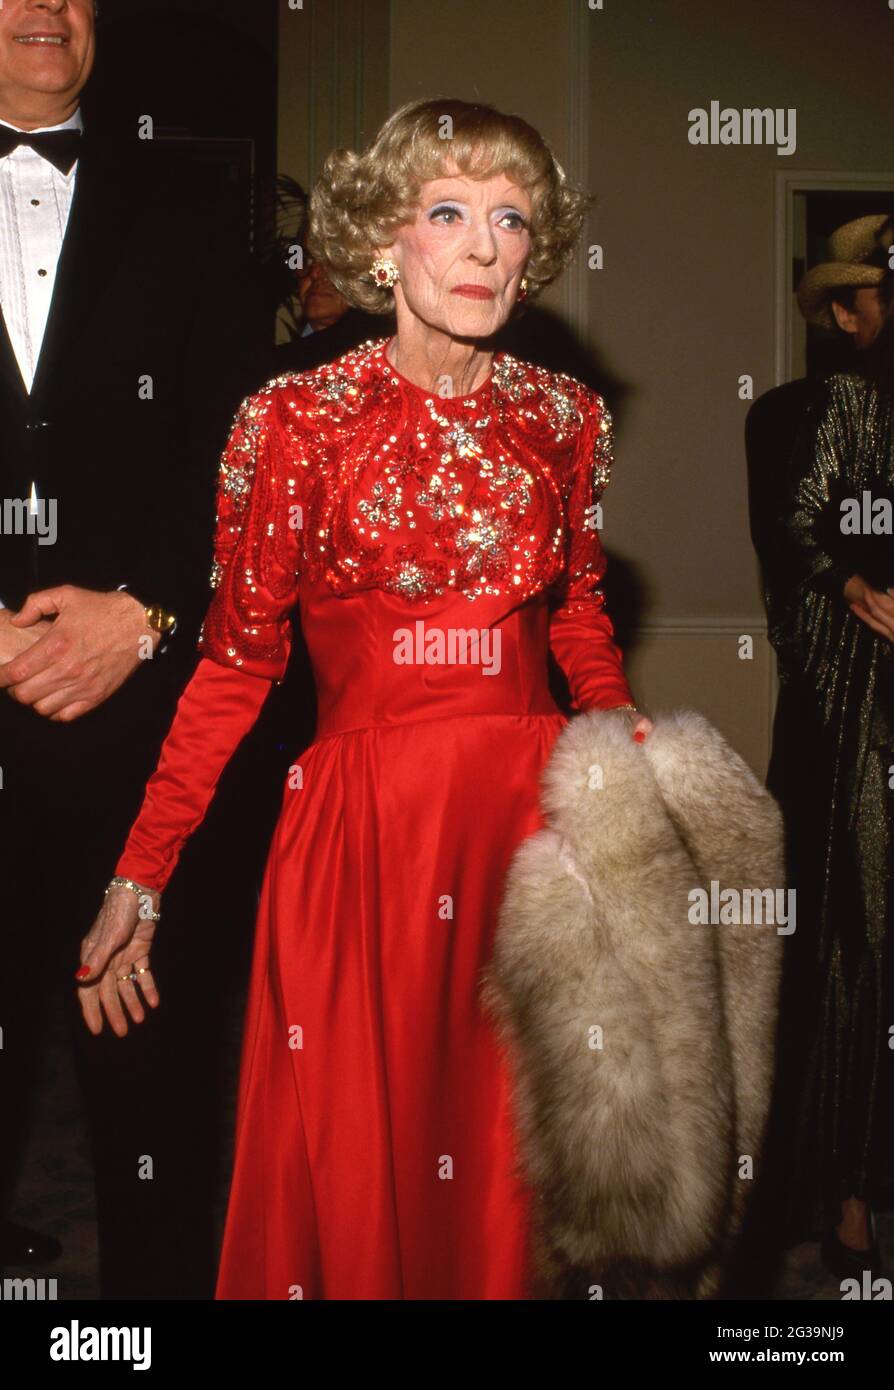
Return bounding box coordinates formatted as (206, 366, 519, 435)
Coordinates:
(277, 0, 390, 193)
(634, 619, 768, 636)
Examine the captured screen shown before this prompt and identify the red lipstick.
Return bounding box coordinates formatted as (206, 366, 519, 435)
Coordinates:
(450, 285, 495, 300)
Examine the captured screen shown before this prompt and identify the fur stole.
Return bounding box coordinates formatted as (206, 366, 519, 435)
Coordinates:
(482, 708, 784, 1299)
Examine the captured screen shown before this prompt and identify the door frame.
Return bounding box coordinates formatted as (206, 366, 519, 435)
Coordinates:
(774, 170, 894, 385)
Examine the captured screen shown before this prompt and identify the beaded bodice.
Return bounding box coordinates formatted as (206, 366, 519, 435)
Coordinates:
(200, 336, 617, 680)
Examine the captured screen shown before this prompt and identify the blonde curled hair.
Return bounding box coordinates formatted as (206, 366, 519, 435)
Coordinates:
(307, 96, 591, 315)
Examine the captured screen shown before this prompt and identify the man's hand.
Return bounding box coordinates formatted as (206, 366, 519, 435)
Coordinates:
(0, 587, 160, 721)
(844, 573, 894, 645)
(0, 606, 53, 663)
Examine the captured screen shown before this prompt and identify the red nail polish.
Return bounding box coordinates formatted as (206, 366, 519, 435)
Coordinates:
(633, 730, 646, 743)
(75, 965, 91, 980)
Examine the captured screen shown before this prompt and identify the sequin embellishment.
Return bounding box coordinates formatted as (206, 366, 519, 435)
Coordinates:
(203, 338, 616, 621)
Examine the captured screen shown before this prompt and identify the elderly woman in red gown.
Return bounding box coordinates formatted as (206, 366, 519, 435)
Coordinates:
(75, 97, 652, 1300)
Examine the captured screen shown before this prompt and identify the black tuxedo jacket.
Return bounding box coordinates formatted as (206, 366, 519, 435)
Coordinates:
(0, 132, 270, 815)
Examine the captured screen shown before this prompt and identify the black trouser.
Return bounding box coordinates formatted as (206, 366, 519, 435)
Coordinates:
(0, 676, 291, 1299)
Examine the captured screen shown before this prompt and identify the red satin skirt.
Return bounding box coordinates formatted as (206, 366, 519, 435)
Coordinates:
(215, 582, 569, 1299)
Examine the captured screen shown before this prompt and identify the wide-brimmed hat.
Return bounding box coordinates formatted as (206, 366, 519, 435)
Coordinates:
(797, 214, 893, 329)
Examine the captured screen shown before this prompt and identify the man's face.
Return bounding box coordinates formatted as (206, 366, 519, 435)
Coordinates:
(0, 0, 96, 123)
(831, 286, 886, 349)
(297, 257, 349, 333)
(380, 166, 532, 340)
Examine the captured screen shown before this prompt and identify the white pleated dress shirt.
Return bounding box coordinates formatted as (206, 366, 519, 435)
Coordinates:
(0, 108, 83, 392)
(0, 109, 82, 608)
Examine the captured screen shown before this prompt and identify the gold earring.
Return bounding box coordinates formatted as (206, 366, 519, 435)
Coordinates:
(518, 276, 529, 300)
(370, 257, 399, 288)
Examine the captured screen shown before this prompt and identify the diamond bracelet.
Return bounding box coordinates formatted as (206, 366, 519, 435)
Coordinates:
(105, 875, 162, 923)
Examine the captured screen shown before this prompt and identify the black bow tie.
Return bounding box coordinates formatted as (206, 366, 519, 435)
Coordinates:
(0, 127, 81, 174)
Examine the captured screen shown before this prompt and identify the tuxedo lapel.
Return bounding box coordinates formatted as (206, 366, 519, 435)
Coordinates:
(0, 306, 27, 402)
(31, 136, 139, 400)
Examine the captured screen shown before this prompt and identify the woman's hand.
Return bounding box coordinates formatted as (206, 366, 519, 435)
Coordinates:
(844, 573, 894, 645)
(75, 884, 161, 1037)
(619, 706, 654, 742)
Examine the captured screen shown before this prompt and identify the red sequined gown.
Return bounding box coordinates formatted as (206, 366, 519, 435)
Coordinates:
(115, 336, 635, 1300)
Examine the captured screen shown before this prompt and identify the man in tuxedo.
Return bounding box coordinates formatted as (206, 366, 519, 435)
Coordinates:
(0, 0, 271, 1295)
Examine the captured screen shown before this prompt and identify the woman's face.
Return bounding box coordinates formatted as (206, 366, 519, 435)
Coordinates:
(380, 167, 532, 339)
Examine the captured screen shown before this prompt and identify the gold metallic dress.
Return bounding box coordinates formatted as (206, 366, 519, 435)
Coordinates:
(760, 372, 894, 1236)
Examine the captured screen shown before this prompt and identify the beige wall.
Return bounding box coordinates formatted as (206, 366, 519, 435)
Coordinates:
(576, 0, 891, 771)
(280, 0, 894, 776)
(277, 0, 391, 213)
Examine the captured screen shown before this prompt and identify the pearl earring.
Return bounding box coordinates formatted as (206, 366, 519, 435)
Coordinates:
(370, 257, 399, 288)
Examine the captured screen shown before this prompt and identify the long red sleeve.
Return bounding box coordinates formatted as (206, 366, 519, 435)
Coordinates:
(548, 393, 636, 711)
(116, 384, 303, 891)
(115, 658, 273, 891)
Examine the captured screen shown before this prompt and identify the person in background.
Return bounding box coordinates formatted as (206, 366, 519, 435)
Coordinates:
(747, 215, 891, 575)
(748, 228, 894, 1283)
(273, 204, 393, 376)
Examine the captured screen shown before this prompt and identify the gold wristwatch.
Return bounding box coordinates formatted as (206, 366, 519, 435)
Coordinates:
(144, 603, 177, 636)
